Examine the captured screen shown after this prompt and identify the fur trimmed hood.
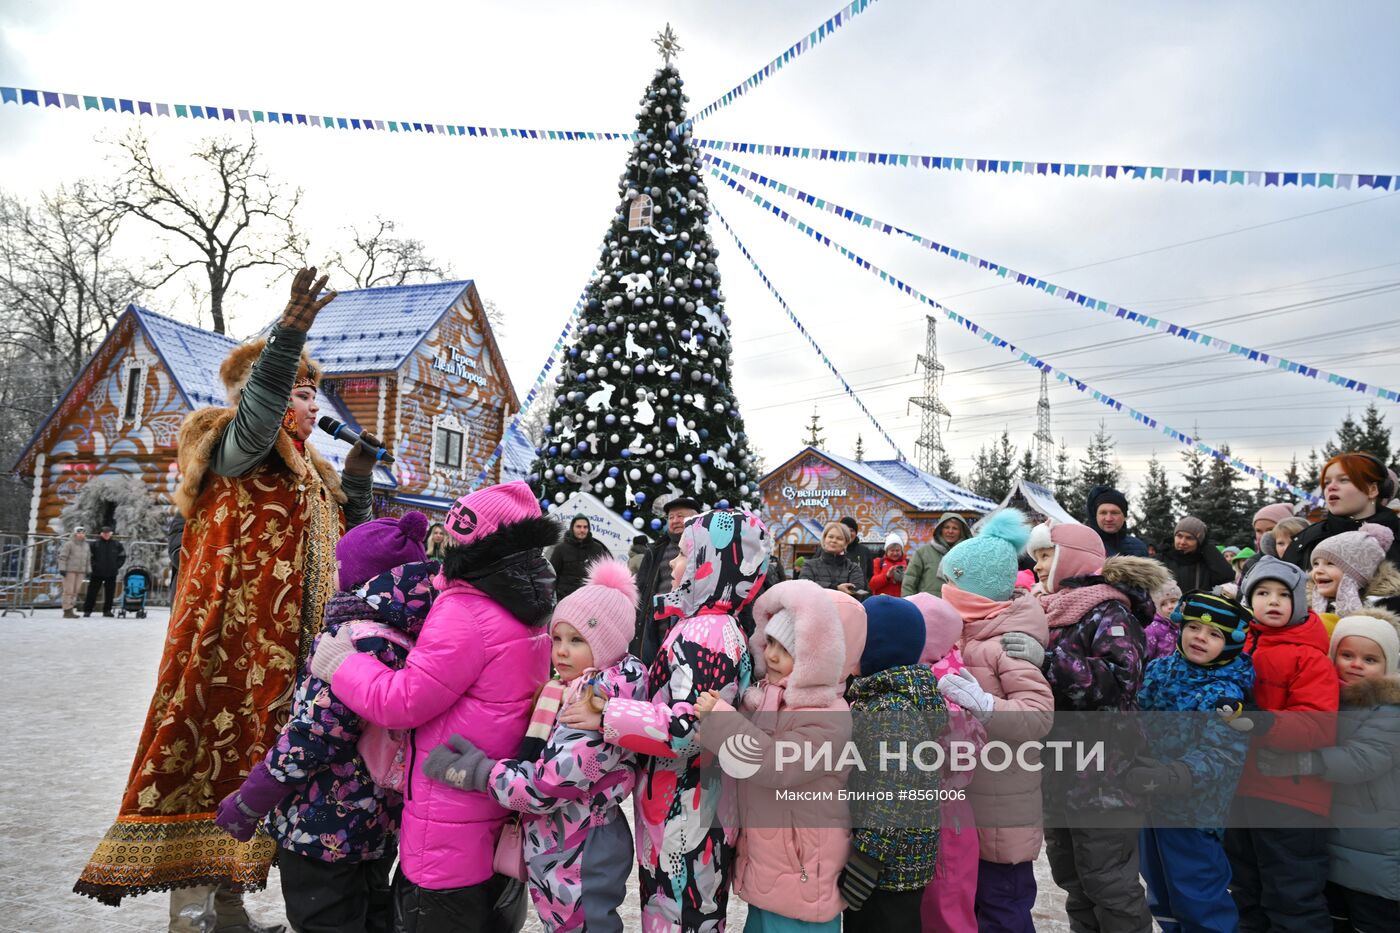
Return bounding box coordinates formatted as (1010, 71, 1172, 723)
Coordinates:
(1365, 561, 1400, 600)
(1101, 555, 1172, 594)
(1340, 673, 1400, 708)
(749, 580, 846, 709)
(172, 407, 345, 517)
(440, 514, 562, 627)
(220, 337, 321, 406)
(442, 514, 561, 573)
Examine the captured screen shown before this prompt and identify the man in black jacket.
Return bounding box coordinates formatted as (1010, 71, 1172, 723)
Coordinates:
(84, 525, 126, 617)
(839, 516, 875, 586)
(548, 514, 613, 599)
(632, 496, 701, 666)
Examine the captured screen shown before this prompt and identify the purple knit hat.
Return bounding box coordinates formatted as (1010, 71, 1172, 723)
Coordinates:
(443, 480, 542, 547)
(337, 510, 430, 591)
(1312, 523, 1395, 614)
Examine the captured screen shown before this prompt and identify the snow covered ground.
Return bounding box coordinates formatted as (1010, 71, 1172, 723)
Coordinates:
(0, 608, 1068, 931)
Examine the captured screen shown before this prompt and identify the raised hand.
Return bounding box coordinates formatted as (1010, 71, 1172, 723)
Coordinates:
(279, 267, 337, 333)
(344, 430, 385, 477)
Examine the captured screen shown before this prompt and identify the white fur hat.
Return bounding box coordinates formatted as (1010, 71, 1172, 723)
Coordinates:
(1026, 521, 1054, 555)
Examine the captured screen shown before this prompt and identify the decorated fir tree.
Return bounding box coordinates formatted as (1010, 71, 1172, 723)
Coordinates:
(529, 40, 760, 534)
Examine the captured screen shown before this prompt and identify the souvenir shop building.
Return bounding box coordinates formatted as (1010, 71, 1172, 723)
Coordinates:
(758, 446, 996, 570)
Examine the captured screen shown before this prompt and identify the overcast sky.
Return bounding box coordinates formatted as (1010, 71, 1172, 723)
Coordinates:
(3, 0, 1398, 500)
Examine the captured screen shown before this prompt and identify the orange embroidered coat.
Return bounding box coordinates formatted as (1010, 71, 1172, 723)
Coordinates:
(75, 408, 347, 905)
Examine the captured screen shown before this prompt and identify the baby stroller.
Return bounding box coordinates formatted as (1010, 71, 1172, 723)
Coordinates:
(116, 567, 150, 619)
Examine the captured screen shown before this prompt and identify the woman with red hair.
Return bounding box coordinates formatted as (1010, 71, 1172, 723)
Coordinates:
(1285, 452, 1400, 570)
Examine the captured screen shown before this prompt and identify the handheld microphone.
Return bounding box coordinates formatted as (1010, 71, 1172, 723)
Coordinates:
(317, 415, 395, 464)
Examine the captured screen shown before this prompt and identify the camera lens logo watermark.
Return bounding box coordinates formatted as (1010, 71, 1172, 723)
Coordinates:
(717, 733, 765, 779)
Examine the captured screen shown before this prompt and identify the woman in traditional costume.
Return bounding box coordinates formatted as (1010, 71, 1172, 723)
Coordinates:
(75, 269, 378, 933)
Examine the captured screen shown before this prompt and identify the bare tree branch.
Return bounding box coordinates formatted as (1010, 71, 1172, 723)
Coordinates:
(107, 129, 301, 333)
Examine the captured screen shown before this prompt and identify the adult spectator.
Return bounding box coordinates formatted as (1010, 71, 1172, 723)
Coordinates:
(166, 512, 186, 587)
(869, 532, 909, 597)
(840, 515, 875, 585)
(1159, 517, 1235, 594)
(1086, 485, 1149, 557)
(424, 521, 449, 561)
(633, 496, 702, 665)
(902, 513, 972, 597)
(75, 268, 376, 929)
(1252, 503, 1295, 552)
(799, 521, 864, 596)
(83, 526, 126, 618)
(549, 514, 612, 599)
(1285, 452, 1400, 570)
(627, 534, 650, 574)
(59, 526, 91, 619)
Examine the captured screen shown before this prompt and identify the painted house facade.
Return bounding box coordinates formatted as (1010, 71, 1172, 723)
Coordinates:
(12, 280, 534, 539)
(759, 446, 995, 570)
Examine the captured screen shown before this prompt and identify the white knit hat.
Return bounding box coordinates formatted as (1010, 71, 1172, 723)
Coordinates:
(1329, 613, 1400, 675)
(764, 607, 798, 657)
(1026, 522, 1054, 555)
(884, 531, 905, 551)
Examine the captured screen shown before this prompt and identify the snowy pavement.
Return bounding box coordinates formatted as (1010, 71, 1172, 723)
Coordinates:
(1, 608, 1068, 931)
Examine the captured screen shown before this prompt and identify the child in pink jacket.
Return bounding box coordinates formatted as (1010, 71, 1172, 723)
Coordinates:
(310, 480, 559, 927)
(695, 579, 853, 931)
(421, 560, 648, 933)
(909, 591, 985, 933)
(933, 509, 1055, 933)
(560, 508, 772, 932)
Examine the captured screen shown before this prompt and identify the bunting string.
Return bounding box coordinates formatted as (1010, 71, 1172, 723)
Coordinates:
(710, 168, 1321, 503)
(703, 154, 1400, 403)
(471, 284, 590, 490)
(0, 86, 636, 141)
(693, 138, 1396, 191)
(685, 0, 881, 128)
(708, 207, 911, 463)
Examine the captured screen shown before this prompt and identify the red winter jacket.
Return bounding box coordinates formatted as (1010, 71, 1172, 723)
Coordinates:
(1237, 610, 1339, 817)
(869, 556, 909, 597)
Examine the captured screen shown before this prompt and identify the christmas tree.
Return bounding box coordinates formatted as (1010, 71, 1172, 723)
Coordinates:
(529, 33, 760, 534)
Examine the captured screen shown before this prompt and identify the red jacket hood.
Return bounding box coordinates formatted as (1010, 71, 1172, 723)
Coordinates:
(1247, 610, 1330, 654)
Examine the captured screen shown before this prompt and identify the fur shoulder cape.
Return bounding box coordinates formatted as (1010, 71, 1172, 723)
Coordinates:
(173, 407, 346, 517)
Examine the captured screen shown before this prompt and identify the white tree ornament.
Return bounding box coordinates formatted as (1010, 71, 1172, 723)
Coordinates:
(585, 381, 616, 412)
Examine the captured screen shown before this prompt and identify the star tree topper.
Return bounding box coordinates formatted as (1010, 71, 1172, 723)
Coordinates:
(653, 23, 683, 65)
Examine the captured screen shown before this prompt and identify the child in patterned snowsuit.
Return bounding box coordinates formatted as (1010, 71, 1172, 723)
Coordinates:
(567, 509, 770, 932)
(1133, 592, 1254, 933)
(1029, 523, 1165, 933)
(422, 560, 648, 933)
(215, 512, 434, 933)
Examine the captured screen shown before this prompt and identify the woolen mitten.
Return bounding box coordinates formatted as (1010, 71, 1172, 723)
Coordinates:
(1001, 631, 1046, 668)
(838, 849, 883, 911)
(214, 763, 287, 841)
(308, 626, 358, 683)
(423, 734, 497, 792)
(1124, 758, 1192, 796)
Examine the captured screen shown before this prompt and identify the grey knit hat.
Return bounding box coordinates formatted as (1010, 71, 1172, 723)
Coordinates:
(764, 607, 798, 657)
(1175, 516, 1207, 542)
(1241, 556, 1308, 625)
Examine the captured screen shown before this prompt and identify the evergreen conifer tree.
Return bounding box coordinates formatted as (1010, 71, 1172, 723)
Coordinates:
(971, 430, 1017, 502)
(1356, 402, 1394, 470)
(1053, 439, 1077, 506)
(1177, 445, 1210, 519)
(1282, 456, 1303, 505)
(1303, 448, 1323, 493)
(1324, 411, 1365, 462)
(1197, 444, 1248, 545)
(1073, 421, 1121, 509)
(935, 450, 961, 487)
(1135, 455, 1176, 550)
(853, 434, 865, 463)
(803, 405, 826, 448)
(530, 63, 759, 532)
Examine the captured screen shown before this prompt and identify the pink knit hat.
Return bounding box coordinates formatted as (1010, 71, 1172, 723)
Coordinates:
(826, 589, 867, 679)
(907, 592, 962, 665)
(1254, 503, 1295, 527)
(550, 559, 638, 670)
(1047, 523, 1107, 593)
(443, 480, 541, 547)
(1312, 523, 1395, 614)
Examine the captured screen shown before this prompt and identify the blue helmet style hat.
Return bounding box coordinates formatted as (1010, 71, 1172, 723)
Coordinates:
(1172, 592, 1253, 667)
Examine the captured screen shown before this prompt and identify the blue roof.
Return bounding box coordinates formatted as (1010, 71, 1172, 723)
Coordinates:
(295, 280, 472, 374)
(811, 448, 997, 513)
(131, 306, 394, 487)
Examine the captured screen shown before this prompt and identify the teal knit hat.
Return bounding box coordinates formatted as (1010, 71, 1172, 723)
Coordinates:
(938, 509, 1031, 601)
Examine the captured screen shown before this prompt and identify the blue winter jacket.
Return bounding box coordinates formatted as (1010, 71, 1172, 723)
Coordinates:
(262, 560, 438, 861)
(1137, 651, 1254, 831)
